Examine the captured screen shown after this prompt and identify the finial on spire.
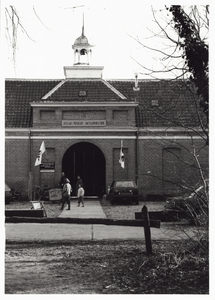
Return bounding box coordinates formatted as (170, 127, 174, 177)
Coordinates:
(82, 13, 84, 36)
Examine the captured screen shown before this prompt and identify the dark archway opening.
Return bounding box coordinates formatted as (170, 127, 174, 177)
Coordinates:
(62, 142, 106, 197)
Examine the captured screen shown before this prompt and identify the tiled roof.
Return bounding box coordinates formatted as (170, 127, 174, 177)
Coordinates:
(5, 78, 205, 128)
(41, 79, 127, 102)
(108, 79, 205, 127)
(5, 79, 61, 127)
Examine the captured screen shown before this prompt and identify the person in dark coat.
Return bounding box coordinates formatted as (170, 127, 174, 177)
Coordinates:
(59, 172, 66, 187)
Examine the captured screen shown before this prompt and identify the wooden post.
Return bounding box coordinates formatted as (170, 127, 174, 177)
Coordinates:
(142, 205, 152, 254)
(28, 172, 33, 201)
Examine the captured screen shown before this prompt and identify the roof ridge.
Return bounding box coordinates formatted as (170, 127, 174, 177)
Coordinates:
(5, 78, 63, 82)
(42, 80, 66, 100)
(101, 79, 127, 100)
(106, 78, 181, 82)
(64, 78, 103, 81)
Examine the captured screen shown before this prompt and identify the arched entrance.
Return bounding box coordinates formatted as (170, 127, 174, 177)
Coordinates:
(62, 142, 106, 197)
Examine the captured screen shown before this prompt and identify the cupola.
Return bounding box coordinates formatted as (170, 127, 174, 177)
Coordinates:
(64, 15, 104, 79)
(72, 15, 93, 65)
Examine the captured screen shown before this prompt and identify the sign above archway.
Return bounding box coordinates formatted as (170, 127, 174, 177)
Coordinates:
(62, 120, 106, 126)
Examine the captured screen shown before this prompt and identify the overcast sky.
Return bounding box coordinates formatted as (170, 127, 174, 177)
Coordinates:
(2, 0, 210, 80)
(2, 0, 176, 80)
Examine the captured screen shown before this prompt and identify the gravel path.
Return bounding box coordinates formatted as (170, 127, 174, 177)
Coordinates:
(100, 198, 165, 219)
(5, 198, 165, 219)
(5, 200, 62, 218)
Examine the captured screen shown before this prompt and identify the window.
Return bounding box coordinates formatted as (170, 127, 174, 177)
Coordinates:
(151, 100, 159, 106)
(162, 147, 181, 190)
(79, 90, 87, 97)
(80, 49, 87, 55)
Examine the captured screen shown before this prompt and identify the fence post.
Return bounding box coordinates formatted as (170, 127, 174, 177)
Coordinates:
(28, 172, 33, 201)
(142, 205, 152, 254)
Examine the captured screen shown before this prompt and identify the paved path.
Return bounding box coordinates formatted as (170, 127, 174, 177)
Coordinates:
(5, 222, 200, 242)
(5, 200, 201, 242)
(58, 200, 107, 219)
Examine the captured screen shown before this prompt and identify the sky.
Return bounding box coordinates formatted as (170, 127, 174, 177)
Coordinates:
(2, 0, 192, 80)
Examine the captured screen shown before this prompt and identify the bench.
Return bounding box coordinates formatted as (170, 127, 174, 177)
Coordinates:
(5, 209, 45, 218)
(5, 201, 47, 218)
(135, 211, 170, 222)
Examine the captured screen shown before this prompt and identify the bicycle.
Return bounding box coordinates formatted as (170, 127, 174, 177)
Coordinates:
(32, 185, 48, 217)
(10, 189, 21, 201)
(33, 185, 49, 201)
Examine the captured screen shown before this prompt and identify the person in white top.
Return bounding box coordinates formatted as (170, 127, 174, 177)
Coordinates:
(77, 183, 85, 207)
(61, 178, 72, 210)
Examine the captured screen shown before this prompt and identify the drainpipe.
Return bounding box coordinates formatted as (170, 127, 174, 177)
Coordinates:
(133, 73, 140, 92)
(29, 129, 31, 172)
(28, 129, 33, 201)
(135, 127, 139, 185)
(133, 72, 140, 185)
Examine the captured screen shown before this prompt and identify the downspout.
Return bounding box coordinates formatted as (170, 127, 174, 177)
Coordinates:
(29, 129, 31, 173)
(133, 72, 140, 185)
(28, 129, 32, 201)
(135, 126, 139, 186)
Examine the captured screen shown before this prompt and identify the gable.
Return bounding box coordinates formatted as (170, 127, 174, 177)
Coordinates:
(41, 79, 127, 102)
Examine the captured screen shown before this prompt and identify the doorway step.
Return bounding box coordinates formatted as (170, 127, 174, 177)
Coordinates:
(71, 196, 99, 199)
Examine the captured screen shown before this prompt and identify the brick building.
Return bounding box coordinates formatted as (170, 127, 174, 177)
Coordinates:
(5, 26, 208, 199)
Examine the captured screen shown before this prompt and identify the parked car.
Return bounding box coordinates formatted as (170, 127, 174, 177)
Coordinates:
(5, 183, 12, 204)
(163, 182, 209, 225)
(107, 180, 139, 205)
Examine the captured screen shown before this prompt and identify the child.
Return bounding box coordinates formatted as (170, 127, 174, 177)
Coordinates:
(77, 184, 85, 207)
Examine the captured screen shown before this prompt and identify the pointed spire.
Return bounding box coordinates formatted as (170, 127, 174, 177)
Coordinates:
(82, 13, 84, 36)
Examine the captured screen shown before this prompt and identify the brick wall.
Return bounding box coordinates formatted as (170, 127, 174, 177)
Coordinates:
(5, 139, 30, 196)
(137, 137, 209, 197)
(5, 133, 208, 199)
(32, 106, 136, 128)
(31, 136, 137, 194)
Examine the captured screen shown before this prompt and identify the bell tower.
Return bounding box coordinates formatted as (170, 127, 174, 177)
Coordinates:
(64, 15, 104, 79)
(72, 15, 93, 65)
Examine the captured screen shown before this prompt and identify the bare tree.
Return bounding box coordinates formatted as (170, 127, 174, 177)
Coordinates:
(5, 6, 36, 69)
(5, 4, 85, 70)
(130, 5, 209, 129)
(167, 5, 208, 124)
(135, 82, 209, 250)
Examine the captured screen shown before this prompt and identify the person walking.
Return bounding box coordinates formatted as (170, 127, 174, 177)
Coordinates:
(61, 178, 72, 210)
(76, 176, 83, 195)
(59, 172, 67, 205)
(77, 184, 85, 207)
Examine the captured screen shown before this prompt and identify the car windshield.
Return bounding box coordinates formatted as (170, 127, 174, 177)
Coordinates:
(115, 181, 134, 188)
(5, 183, 11, 191)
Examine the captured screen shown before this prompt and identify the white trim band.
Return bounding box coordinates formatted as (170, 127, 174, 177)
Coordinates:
(5, 135, 204, 140)
(30, 102, 138, 107)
